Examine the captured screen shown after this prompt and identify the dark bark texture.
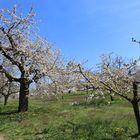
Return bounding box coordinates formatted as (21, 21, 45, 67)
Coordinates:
(18, 79, 30, 112)
(132, 102, 140, 135)
(132, 82, 140, 135)
(4, 95, 8, 106)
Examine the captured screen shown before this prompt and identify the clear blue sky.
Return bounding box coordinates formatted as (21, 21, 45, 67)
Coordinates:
(1, 0, 140, 67)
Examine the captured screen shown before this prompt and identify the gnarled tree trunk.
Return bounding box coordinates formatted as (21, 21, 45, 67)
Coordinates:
(18, 78, 30, 112)
(132, 82, 140, 135)
(132, 101, 140, 135)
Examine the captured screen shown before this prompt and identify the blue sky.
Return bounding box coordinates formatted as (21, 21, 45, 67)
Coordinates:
(1, 0, 140, 67)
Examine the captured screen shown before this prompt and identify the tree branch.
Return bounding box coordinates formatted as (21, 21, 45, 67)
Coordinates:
(0, 27, 17, 49)
(78, 64, 98, 90)
(0, 45, 24, 72)
(0, 65, 20, 82)
(100, 80, 131, 102)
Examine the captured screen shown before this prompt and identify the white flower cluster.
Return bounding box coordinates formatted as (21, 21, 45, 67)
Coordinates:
(70, 101, 79, 106)
(87, 91, 105, 102)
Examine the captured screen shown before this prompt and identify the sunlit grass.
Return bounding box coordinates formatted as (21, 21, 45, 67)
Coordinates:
(0, 93, 138, 140)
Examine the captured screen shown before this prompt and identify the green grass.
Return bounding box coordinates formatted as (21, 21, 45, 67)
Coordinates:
(0, 93, 139, 140)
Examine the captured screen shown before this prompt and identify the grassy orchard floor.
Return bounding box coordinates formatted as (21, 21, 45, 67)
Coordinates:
(0, 92, 139, 140)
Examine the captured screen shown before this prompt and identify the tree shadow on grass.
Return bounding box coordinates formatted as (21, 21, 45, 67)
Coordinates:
(0, 110, 18, 115)
(129, 133, 140, 138)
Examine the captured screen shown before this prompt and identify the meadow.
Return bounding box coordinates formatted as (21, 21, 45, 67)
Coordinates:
(0, 92, 139, 140)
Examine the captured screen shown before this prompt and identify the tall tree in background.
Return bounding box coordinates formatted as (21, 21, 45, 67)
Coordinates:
(0, 73, 19, 105)
(79, 54, 140, 136)
(99, 54, 126, 101)
(35, 61, 83, 97)
(0, 6, 60, 112)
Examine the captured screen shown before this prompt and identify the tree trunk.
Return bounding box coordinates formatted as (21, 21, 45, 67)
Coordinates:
(86, 85, 89, 94)
(132, 82, 140, 135)
(109, 90, 114, 101)
(110, 95, 114, 101)
(132, 101, 140, 135)
(4, 95, 8, 106)
(18, 79, 30, 112)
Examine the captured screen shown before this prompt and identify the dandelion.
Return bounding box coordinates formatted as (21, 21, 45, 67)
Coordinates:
(107, 101, 111, 105)
(114, 128, 125, 137)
